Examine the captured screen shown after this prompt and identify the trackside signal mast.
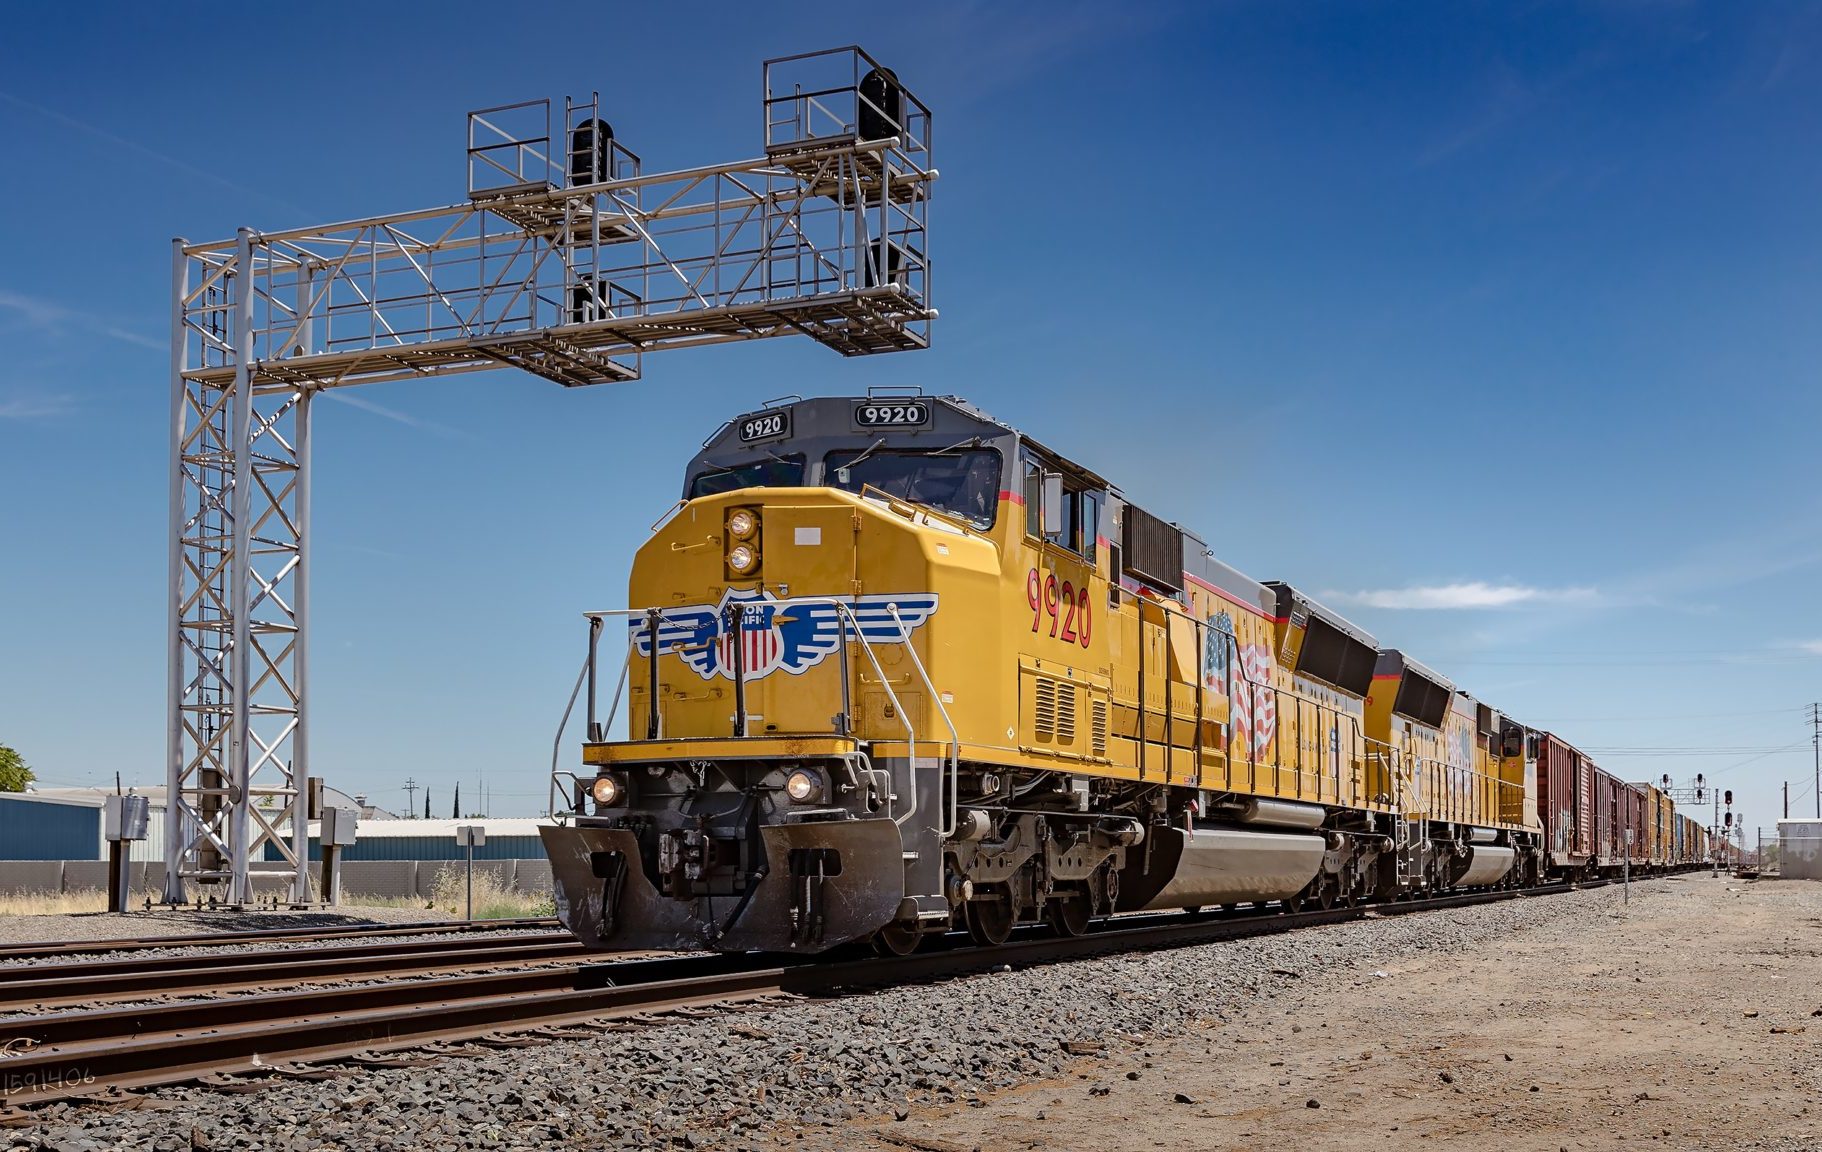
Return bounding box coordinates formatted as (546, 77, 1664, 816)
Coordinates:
(164, 47, 935, 904)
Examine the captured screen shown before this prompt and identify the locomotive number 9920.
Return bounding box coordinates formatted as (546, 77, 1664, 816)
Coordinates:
(738, 410, 792, 442)
(1027, 568, 1091, 647)
(854, 402, 929, 428)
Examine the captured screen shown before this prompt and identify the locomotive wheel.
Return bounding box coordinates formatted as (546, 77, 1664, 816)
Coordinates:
(1281, 891, 1303, 915)
(1315, 875, 1337, 911)
(1047, 892, 1092, 937)
(872, 919, 922, 957)
(965, 886, 1016, 947)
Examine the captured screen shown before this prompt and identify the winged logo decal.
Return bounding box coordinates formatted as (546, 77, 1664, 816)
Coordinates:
(630, 589, 939, 681)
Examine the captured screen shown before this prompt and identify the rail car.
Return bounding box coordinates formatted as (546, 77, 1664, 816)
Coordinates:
(541, 393, 1711, 954)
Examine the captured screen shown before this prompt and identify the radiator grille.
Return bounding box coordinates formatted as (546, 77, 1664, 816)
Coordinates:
(1055, 681, 1077, 743)
(1090, 697, 1109, 757)
(1034, 677, 1058, 740)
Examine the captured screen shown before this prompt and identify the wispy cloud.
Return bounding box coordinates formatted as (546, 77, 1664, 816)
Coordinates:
(1321, 582, 1600, 610)
(1416, 50, 1609, 168)
(0, 89, 311, 217)
(0, 288, 162, 350)
(0, 391, 77, 420)
(1797, 639, 1822, 656)
(322, 391, 469, 440)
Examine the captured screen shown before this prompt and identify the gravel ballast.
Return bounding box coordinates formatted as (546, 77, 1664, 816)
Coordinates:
(5, 883, 1661, 1151)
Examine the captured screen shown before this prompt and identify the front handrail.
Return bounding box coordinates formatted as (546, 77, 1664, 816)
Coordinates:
(550, 598, 937, 831)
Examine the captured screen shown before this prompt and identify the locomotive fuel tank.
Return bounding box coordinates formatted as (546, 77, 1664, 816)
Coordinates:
(1116, 824, 1327, 911)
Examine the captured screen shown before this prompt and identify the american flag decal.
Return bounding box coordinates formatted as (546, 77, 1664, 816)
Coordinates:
(1229, 643, 1278, 757)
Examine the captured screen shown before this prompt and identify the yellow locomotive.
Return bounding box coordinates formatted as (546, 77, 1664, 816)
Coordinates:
(541, 392, 1544, 953)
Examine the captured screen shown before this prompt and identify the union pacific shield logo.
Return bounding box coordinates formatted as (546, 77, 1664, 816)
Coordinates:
(630, 589, 939, 682)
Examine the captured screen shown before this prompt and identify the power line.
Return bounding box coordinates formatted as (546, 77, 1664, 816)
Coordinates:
(1526, 707, 1804, 723)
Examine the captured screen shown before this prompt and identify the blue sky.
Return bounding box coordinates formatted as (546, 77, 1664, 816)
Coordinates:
(1, 2, 1818, 832)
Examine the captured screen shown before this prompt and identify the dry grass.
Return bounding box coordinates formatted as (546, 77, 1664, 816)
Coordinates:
(420, 866, 555, 920)
(0, 888, 148, 916)
(0, 876, 554, 921)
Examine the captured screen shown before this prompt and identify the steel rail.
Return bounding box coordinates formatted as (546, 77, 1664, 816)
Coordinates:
(0, 917, 558, 965)
(0, 880, 1626, 1113)
(0, 934, 583, 1007)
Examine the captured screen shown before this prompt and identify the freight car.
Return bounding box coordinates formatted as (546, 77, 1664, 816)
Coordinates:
(542, 393, 1702, 954)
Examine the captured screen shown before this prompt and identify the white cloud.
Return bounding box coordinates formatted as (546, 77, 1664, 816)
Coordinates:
(322, 391, 469, 440)
(1798, 639, 1822, 655)
(1321, 582, 1599, 610)
(0, 391, 76, 420)
(0, 289, 161, 350)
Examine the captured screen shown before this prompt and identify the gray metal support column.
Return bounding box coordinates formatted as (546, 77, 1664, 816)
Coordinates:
(290, 384, 313, 903)
(227, 226, 257, 905)
(164, 237, 190, 904)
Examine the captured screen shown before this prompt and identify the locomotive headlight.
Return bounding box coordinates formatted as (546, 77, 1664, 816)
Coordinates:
(591, 774, 624, 807)
(727, 543, 760, 575)
(727, 509, 759, 540)
(784, 769, 823, 804)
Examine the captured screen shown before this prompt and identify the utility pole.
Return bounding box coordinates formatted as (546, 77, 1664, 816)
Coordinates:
(1810, 703, 1820, 819)
(403, 777, 420, 816)
(1785, 781, 1790, 820)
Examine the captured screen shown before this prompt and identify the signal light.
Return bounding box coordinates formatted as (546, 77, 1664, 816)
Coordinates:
(1724, 812, 1733, 828)
(1724, 790, 1733, 806)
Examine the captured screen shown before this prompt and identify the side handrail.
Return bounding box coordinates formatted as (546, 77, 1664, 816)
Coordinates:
(889, 603, 960, 838)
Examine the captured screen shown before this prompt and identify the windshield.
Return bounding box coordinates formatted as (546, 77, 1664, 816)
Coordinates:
(687, 455, 805, 498)
(825, 448, 1002, 527)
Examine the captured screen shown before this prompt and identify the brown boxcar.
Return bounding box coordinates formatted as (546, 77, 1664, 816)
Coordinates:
(1535, 731, 1595, 875)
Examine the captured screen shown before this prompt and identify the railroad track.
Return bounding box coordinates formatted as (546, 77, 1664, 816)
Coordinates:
(0, 917, 558, 966)
(0, 881, 1614, 1118)
(0, 931, 584, 1008)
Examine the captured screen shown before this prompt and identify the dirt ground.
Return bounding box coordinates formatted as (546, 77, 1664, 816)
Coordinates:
(817, 875, 1822, 1152)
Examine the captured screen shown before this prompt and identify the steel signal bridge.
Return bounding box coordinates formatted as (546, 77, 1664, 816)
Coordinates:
(165, 47, 936, 903)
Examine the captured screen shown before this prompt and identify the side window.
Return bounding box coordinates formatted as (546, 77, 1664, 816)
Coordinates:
(1023, 460, 1042, 539)
(1022, 452, 1103, 561)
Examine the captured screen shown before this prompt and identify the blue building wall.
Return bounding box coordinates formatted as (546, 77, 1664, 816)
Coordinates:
(0, 798, 99, 860)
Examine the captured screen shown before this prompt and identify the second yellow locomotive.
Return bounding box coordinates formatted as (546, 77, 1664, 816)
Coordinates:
(542, 393, 1542, 953)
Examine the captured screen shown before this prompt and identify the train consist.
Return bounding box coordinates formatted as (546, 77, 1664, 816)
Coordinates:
(541, 394, 1711, 954)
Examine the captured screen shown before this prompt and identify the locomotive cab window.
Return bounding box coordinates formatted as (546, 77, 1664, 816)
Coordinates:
(1023, 458, 1099, 560)
(825, 447, 1001, 528)
(686, 455, 805, 499)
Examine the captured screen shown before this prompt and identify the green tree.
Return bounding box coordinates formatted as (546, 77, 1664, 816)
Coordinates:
(0, 744, 33, 792)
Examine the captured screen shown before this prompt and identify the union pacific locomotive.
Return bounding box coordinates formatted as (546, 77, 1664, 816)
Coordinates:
(540, 393, 1710, 954)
